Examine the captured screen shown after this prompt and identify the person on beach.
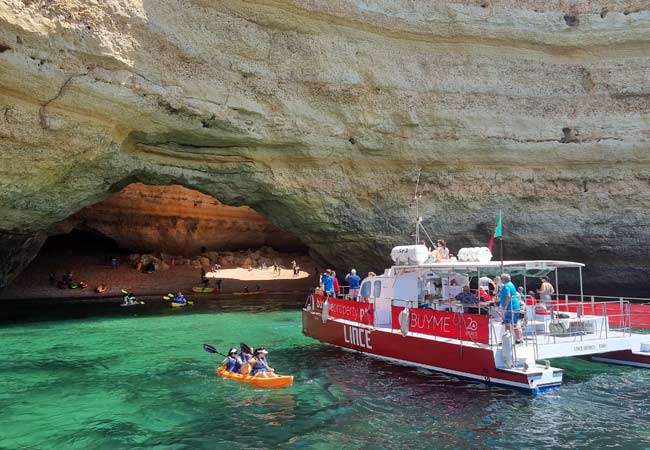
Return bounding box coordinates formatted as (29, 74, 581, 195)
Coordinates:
(221, 348, 240, 373)
(321, 269, 335, 297)
(249, 348, 277, 378)
(216, 279, 222, 292)
(201, 268, 209, 287)
(500, 273, 523, 344)
(65, 271, 73, 283)
(111, 257, 118, 269)
(345, 269, 361, 300)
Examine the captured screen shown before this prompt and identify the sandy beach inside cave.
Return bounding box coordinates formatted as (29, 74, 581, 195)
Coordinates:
(0, 249, 320, 301)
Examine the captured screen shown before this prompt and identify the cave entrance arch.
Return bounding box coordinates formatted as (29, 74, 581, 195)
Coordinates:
(60, 183, 308, 256)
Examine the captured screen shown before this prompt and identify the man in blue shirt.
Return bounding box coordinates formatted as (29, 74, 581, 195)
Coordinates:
(499, 273, 523, 344)
(321, 269, 335, 297)
(345, 269, 361, 300)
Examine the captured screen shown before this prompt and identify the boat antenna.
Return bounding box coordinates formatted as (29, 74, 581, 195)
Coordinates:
(414, 168, 422, 245)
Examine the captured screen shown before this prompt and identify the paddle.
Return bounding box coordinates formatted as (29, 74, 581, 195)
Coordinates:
(203, 343, 228, 358)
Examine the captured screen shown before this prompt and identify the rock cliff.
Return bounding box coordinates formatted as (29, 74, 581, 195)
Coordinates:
(55, 183, 304, 254)
(1, 1, 650, 294)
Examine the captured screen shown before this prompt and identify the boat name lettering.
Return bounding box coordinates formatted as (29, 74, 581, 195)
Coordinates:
(574, 344, 597, 352)
(343, 325, 373, 349)
(410, 311, 450, 333)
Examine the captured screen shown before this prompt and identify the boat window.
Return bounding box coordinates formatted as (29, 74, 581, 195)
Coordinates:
(374, 280, 382, 298)
(360, 281, 372, 298)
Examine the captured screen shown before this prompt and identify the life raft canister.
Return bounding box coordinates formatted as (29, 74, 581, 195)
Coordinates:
(321, 300, 330, 324)
(398, 308, 410, 337)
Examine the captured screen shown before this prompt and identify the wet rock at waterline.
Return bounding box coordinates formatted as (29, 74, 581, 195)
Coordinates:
(1, 1, 650, 294)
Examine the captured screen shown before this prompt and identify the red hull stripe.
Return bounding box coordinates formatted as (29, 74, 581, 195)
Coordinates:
(302, 310, 559, 391)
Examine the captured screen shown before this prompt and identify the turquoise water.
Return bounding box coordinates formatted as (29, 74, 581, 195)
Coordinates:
(1, 301, 649, 450)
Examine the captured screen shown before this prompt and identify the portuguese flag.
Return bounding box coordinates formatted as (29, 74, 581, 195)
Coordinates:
(488, 211, 502, 252)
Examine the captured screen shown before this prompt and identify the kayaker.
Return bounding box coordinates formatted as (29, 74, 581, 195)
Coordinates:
(173, 292, 187, 304)
(221, 348, 240, 373)
(237, 346, 253, 375)
(249, 348, 276, 378)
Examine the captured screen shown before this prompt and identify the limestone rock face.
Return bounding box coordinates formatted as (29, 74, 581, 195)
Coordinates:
(56, 183, 305, 255)
(1, 1, 650, 294)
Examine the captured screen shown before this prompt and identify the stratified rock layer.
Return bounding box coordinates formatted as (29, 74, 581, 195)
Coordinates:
(1, 1, 650, 294)
(56, 183, 304, 254)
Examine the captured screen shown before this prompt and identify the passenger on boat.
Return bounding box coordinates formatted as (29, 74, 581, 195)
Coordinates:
(455, 285, 479, 305)
(321, 269, 335, 297)
(221, 348, 240, 373)
(332, 271, 341, 297)
(477, 286, 493, 301)
(526, 291, 538, 305)
(433, 240, 451, 262)
(500, 273, 523, 344)
(455, 285, 482, 313)
(537, 277, 555, 305)
(173, 292, 187, 304)
(479, 276, 496, 294)
(493, 275, 503, 297)
(346, 269, 361, 300)
(249, 348, 277, 378)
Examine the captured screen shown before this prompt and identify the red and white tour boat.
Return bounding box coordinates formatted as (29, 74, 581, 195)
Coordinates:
(302, 246, 650, 394)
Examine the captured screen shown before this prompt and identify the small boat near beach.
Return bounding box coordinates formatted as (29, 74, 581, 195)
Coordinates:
(171, 301, 194, 308)
(192, 286, 214, 293)
(216, 367, 293, 388)
(120, 301, 145, 307)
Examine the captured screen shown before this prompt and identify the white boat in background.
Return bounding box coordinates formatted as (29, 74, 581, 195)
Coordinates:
(302, 247, 650, 394)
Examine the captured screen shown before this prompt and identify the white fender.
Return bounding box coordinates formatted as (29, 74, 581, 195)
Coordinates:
(398, 308, 410, 337)
(501, 330, 513, 368)
(321, 300, 330, 324)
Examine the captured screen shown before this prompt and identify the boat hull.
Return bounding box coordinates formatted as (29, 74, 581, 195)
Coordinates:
(589, 349, 650, 368)
(302, 309, 561, 394)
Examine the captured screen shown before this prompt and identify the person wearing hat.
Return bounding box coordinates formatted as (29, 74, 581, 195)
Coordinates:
(220, 348, 240, 373)
(249, 348, 277, 378)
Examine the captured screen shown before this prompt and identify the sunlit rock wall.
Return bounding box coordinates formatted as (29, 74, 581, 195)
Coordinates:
(1, 1, 650, 294)
(55, 183, 304, 254)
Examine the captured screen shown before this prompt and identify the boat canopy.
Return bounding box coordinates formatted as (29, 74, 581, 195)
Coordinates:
(391, 260, 585, 278)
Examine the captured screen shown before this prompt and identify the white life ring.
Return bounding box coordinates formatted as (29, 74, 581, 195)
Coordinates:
(398, 308, 410, 337)
(321, 300, 330, 324)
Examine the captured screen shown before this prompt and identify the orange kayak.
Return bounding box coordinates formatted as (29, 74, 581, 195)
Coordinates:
(216, 367, 293, 388)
